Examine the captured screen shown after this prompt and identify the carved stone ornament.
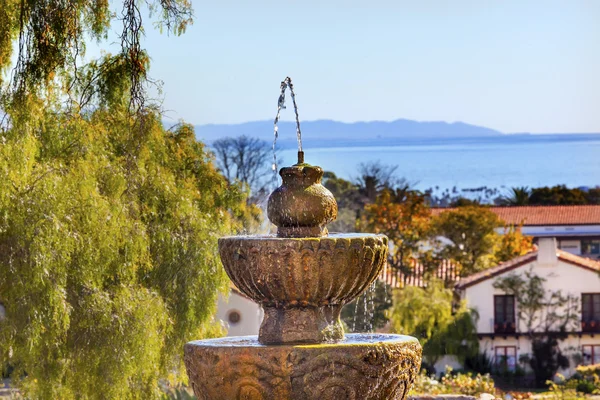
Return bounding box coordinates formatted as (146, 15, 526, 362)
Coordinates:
(185, 334, 422, 400)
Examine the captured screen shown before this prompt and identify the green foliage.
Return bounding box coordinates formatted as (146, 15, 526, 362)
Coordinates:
(388, 280, 479, 364)
(409, 367, 496, 396)
(322, 171, 363, 211)
(547, 374, 594, 399)
(463, 352, 494, 375)
(500, 187, 530, 206)
(545, 364, 600, 397)
(0, 93, 254, 398)
(2, 0, 192, 102)
(161, 386, 197, 400)
(529, 185, 588, 205)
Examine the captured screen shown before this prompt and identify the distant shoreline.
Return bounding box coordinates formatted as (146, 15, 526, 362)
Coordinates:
(256, 133, 600, 151)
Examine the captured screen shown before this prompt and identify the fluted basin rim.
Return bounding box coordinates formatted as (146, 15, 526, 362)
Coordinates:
(186, 334, 419, 348)
(218, 233, 387, 241)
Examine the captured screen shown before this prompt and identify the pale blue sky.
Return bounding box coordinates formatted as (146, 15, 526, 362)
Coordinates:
(110, 0, 600, 133)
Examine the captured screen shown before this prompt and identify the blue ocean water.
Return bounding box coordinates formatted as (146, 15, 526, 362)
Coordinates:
(279, 134, 600, 191)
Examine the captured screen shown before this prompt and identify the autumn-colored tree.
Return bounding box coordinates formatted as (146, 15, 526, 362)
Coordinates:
(432, 206, 533, 276)
(494, 224, 533, 263)
(363, 189, 432, 271)
(432, 206, 502, 276)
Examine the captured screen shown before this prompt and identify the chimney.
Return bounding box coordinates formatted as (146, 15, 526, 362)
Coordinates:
(537, 237, 558, 266)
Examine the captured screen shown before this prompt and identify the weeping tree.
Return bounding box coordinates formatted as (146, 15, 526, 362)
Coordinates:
(388, 280, 479, 367)
(0, 1, 259, 398)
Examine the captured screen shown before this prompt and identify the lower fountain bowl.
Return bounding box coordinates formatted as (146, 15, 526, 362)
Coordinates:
(184, 333, 422, 400)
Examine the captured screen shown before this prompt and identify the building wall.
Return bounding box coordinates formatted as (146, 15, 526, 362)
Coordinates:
(462, 259, 600, 334)
(558, 239, 581, 255)
(216, 291, 263, 336)
(478, 334, 599, 376)
(462, 249, 600, 377)
(519, 224, 600, 239)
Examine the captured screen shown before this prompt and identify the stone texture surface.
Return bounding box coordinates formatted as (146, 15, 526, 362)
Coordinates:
(218, 234, 388, 344)
(184, 334, 422, 400)
(267, 164, 337, 238)
(408, 396, 478, 400)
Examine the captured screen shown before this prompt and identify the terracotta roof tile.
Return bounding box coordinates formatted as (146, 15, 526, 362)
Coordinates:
(431, 205, 600, 226)
(454, 252, 537, 290)
(379, 259, 460, 289)
(556, 249, 600, 272)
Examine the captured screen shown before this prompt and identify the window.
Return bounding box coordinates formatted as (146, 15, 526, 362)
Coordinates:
(495, 346, 517, 372)
(582, 293, 600, 333)
(582, 345, 600, 365)
(227, 310, 241, 325)
(581, 240, 600, 256)
(494, 295, 516, 333)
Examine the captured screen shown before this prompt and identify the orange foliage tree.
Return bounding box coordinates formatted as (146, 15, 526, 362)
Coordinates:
(363, 189, 432, 273)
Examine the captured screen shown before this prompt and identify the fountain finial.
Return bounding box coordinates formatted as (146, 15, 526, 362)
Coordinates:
(269, 77, 337, 237)
(267, 162, 337, 238)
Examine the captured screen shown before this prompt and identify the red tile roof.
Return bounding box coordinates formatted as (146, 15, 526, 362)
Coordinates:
(379, 259, 460, 289)
(455, 249, 600, 290)
(431, 205, 600, 226)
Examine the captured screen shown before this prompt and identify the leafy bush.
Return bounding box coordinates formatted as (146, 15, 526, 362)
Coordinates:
(409, 367, 496, 396)
(464, 352, 493, 374)
(547, 372, 598, 399)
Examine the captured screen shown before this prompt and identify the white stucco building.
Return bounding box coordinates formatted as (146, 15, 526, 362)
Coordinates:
(215, 287, 263, 336)
(456, 238, 600, 375)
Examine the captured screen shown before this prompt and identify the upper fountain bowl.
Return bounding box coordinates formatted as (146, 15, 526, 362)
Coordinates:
(218, 233, 387, 344)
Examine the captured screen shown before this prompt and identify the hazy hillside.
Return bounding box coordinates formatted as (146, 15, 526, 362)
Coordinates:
(194, 119, 504, 147)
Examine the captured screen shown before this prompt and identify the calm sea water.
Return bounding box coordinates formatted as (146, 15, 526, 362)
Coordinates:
(279, 134, 600, 191)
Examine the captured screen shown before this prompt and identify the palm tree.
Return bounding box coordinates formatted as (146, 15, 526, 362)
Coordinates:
(499, 186, 530, 205)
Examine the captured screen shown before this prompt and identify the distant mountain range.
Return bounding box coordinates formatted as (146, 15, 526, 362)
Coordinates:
(192, 119, 599, 148)
(194, 119, 503, 147)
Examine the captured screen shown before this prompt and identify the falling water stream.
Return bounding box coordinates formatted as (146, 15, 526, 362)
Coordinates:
(272, 77, 303, 183)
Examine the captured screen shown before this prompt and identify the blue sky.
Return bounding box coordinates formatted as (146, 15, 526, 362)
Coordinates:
(106, 0, 599, 133)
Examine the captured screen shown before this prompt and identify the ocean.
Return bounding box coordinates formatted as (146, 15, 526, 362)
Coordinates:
(279, 134, 600, 191)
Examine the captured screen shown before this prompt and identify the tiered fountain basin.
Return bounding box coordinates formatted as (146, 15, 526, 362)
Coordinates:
(218, 233, 388, 344)
(184, 154, 422, 399)
(184, 334, 421, 400)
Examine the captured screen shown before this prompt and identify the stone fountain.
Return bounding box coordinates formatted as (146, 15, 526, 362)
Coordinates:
(184, 78, 422, 400)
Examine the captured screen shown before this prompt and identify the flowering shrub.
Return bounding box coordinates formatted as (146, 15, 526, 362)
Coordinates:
(409, 367, 496, 396)
(547, 372, 597, 399)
